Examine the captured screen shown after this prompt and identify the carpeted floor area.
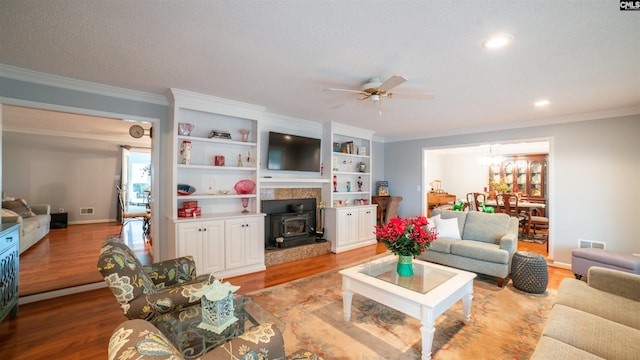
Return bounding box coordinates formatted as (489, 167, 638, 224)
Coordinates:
(249, 263, 555, 359)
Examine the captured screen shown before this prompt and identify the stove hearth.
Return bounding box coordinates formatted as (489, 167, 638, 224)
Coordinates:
(262, 198, 321, 249)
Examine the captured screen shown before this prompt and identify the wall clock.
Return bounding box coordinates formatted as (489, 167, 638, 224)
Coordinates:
(129, 124, 145, 138)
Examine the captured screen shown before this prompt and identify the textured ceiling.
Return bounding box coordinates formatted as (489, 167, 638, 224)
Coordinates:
(1, 0, 639, 141)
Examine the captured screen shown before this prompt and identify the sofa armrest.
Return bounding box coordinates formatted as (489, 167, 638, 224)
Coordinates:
(498, 218, 519, 254)
(588, 266, 640, 302)
(30, 204, 50, 216)
(143, 255, 204, 287)
(1, 214, 22, 224)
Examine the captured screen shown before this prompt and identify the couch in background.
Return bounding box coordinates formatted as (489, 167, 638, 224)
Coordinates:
(417, 208, 518, 286)
(2, 199, 50, 254)
(531, 267, 640, 359)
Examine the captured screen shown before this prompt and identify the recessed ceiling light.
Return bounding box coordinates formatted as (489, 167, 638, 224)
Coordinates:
(482, 34, 514, 49)
(534, 99, 551, 107)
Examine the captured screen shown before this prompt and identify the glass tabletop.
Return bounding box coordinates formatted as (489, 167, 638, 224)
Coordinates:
(358, 258, 456, 294)
(150, 295, 283, 359)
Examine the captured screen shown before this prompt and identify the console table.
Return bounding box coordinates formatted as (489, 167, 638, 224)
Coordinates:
(0, 223, 20, 323)
(427, 193, 456, 217)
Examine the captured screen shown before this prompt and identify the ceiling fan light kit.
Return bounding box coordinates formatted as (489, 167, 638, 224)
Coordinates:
(325, 75, 433, 113)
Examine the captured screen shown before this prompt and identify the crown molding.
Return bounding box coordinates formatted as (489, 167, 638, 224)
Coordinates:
(0, 64, 167, 105)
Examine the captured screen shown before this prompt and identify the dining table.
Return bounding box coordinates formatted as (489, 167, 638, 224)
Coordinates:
(483, 199, 546, 237)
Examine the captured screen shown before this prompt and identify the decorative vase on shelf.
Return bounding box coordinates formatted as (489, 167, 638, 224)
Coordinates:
(180, 140, 192, 165)
(397, 255, 414, 277)
(239, 129, 250, 142)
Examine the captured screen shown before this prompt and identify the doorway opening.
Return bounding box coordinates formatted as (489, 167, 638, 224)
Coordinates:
(2, 103, 159, 300)
(422, 139, 552, 259)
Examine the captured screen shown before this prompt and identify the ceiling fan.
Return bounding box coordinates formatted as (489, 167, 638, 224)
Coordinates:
(324, 75, 434, 114)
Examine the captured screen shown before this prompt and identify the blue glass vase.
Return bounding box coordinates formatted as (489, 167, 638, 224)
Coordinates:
(397, 255, 414, 277)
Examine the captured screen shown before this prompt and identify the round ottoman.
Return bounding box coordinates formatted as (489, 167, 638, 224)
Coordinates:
(511, 251, 548, 293)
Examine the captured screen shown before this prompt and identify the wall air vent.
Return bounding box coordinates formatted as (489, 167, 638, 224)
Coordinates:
(578, 239, 605, 249)
(80, 207, 95, 215)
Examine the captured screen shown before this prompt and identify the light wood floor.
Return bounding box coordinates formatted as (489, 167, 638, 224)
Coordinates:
(2, 224, 571, 359)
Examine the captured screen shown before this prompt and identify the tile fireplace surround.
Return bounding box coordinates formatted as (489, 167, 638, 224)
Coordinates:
(260, 187, 331, 266)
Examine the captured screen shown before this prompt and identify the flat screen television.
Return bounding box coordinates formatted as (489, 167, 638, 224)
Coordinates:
(267, 131, 321, 172)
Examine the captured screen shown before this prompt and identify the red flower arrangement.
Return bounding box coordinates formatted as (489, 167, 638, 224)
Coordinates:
(375, 216, 438, 257)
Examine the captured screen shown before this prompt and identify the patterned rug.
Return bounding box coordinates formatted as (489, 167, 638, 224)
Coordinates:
(249, 263, 555, 359)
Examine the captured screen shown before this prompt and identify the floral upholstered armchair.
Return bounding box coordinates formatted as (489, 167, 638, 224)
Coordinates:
(97, 237, 211, 319)
(109, 319, 286, 360)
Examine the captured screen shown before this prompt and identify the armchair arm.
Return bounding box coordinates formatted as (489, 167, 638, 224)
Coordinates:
(126, 277, 209, 319)
(109, 320, 286, 360)
(143, 255, 201, 287)
(30, 204, 50, 215)
(588, 267, 640, 302)
(109, 319, 182, 359)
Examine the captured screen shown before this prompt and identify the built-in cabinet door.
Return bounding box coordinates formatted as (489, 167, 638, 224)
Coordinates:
(177, 222, 205, 274)
(178, 220, 225, 276)
(337, 209, 358, 246)
(225, 217, 264, 271)
(225, 219, 246, 271)
(201, 220, 225, 275)
(358, 207, 376, 242)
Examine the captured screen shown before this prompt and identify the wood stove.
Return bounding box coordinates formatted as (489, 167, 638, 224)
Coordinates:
(262, 198, 320, 249)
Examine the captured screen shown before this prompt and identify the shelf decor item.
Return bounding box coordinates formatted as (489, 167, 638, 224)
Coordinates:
(234, 180, 256, 213)
(178, 122, 194, 136)
(180, 140, 192, 165)
(375, 216, 438, 276)
(177, 184, 196, 196)
(239, 129, 250, 142)
(192, 275, 240, 334)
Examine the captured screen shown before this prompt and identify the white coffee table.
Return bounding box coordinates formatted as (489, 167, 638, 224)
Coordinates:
(339, 255, 476, 360)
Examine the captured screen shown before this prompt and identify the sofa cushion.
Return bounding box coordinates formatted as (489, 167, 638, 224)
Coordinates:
(542, 304, 640, 360)
(428, 237, 457, 253)
(2, 199, 36, 218)
(463, 211, 511, 244)
(555, 277, 640, 329)
(531, 336, 605, 360)
(20, 218, 40, 234)
(450, 240, 509, 264)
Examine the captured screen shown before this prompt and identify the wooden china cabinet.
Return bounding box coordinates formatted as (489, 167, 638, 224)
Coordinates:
(489, 154, 547, 204)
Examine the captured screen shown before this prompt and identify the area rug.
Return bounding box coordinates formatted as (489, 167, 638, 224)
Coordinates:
(249, 264, 555, 359)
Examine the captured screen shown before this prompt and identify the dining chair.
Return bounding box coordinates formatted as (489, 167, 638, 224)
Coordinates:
(117, 185, 151, 237)
(497, 194, 529, 236)
(466, 192, 486, 212)
(383, 196, 403, 225)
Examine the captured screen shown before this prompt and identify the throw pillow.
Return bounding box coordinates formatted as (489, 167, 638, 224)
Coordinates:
(2, 208, 20, 217)
(2, 199, 36, 218)
(435, 217, 461, 239)
(427, 214, 441, 231)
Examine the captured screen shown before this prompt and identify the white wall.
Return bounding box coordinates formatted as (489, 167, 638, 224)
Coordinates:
(385, 115, 640, 267)
(2, 132, 121, 223)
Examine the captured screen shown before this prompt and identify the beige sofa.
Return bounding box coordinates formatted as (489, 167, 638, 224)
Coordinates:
(2, 203, 51, 254)
(417, 209, 518, 286)
(531, 267, 640, 359)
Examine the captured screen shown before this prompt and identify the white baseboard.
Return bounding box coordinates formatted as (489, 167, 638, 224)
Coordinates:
(19, 282, 107, 305)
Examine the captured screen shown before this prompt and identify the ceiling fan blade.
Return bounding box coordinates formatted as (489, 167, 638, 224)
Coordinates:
(378, 75, 408, 92)
(388, 91, 435, 100)
(324, 88, 368, 95)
